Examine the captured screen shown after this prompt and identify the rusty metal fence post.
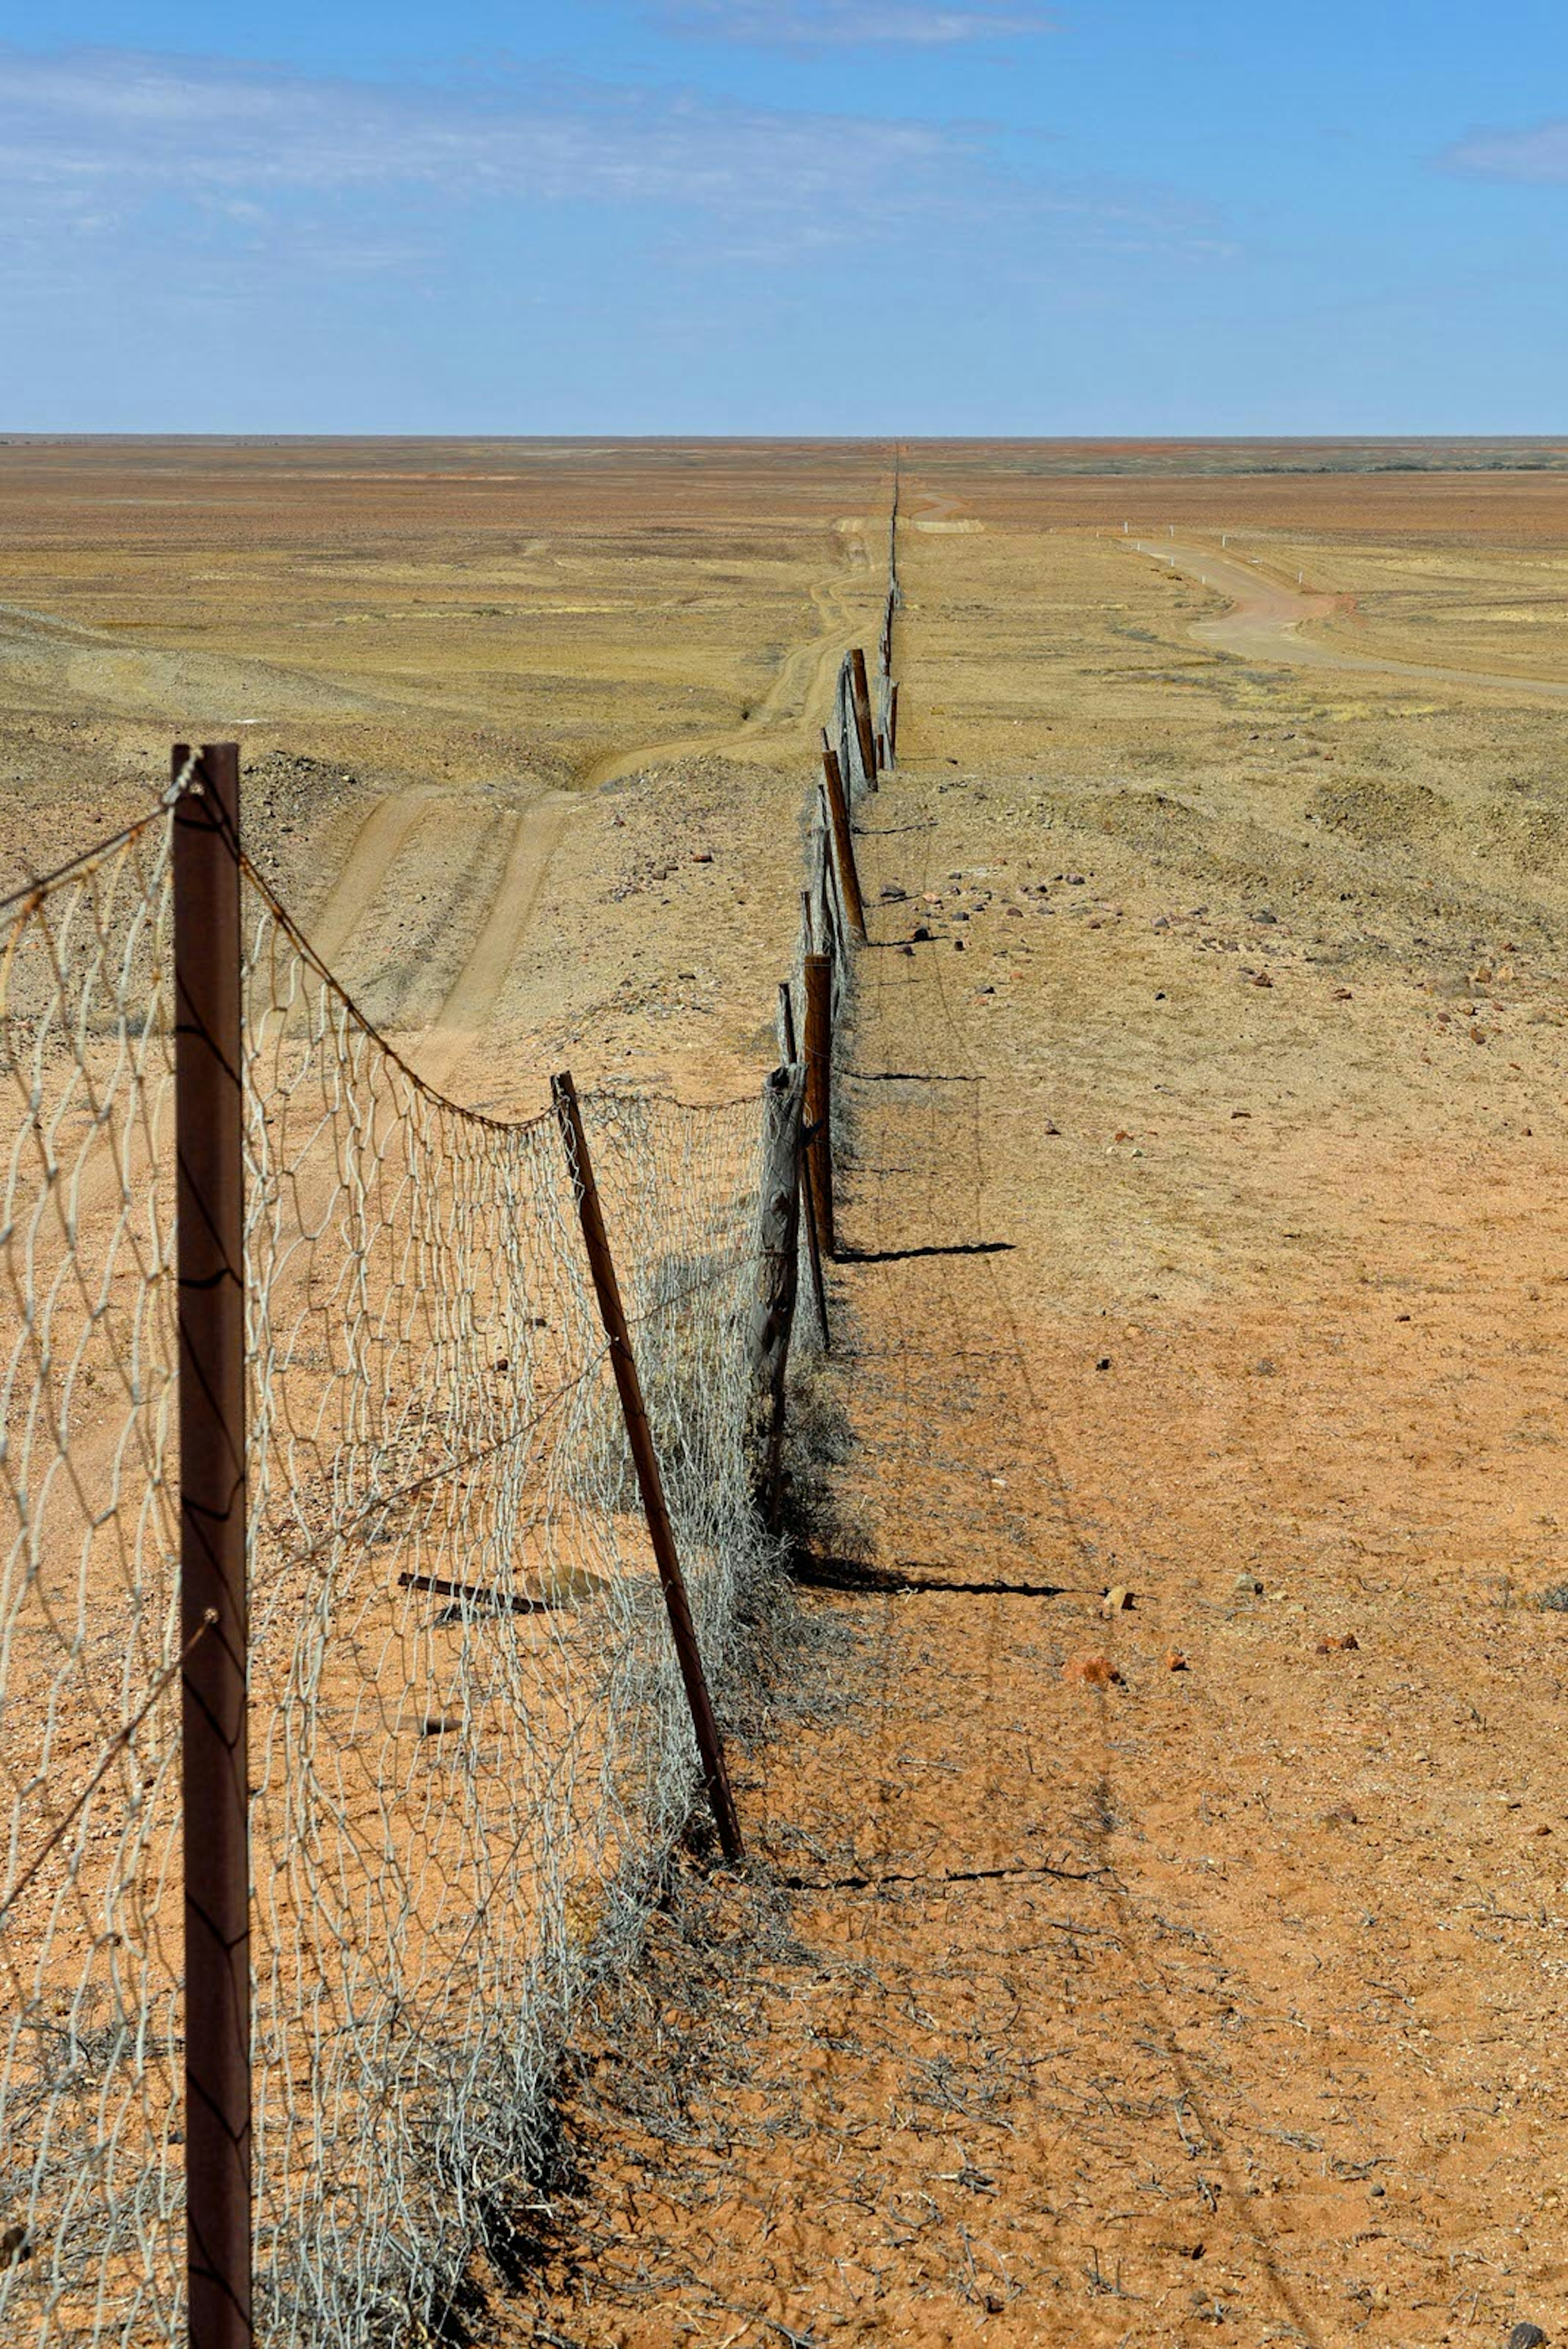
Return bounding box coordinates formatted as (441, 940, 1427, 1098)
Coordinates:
(779, 983, 830, 1349)
(173, 743, 252, 2349)
(819, 742, 868, 942)
(802, 953, 835, 1259)
(550, 1072, 744, 1861)
(749, 1063, 806, 1527)
(849, 649, 878, 788)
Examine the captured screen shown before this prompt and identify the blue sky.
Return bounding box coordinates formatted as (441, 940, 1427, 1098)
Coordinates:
(1, 2, 1564, 432)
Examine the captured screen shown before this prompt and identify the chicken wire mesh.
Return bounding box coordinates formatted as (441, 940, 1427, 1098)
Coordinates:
(0, 800, 781, 2347)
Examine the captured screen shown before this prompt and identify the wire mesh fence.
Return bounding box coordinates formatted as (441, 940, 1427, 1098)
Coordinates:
(0, 474, 898, 2345)
(0, 789, 783, 2347)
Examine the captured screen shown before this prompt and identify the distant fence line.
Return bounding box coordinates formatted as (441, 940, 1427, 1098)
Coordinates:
(0, 487, 899, 2348)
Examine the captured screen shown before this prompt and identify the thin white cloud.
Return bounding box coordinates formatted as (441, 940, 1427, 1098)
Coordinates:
(0, 42, 1225, 295)
(0, 46, 953, 213)
(662, 2, 1055, 43)
(1441, 120, 1568, 182)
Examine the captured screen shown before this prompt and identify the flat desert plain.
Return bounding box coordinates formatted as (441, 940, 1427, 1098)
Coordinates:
(8, 438, 1568, 2344)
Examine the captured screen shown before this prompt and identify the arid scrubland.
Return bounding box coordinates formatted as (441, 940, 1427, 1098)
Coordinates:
(8, 438, 1568, 2343)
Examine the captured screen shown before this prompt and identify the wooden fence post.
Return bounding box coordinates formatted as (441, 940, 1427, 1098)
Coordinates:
(777, 982, 829, 1351)
(173, 742, 252, 2349)
(749, 1063, 806, 1527)
(819, 745, 867, 942)
(849, 650, 878, 789)
(802, 953, 835, 1258)
(887, 681, 899, 768)
(550, 1073, 744, 1861)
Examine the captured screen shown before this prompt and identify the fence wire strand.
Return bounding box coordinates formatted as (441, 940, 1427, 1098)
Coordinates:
(0, 464, 900, 2340)
(0, 817, 778, 2346)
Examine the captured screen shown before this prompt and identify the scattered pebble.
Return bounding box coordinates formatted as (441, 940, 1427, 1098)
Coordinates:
(1507, 2325, 1548, 2349)
(1165, 1650, 1189, 1672)
(1234, 1573, 1264, 1596)
(1063, 1654, 1121, 1688)
(1102, 1585, 1134, 1616)
(1315, 1632, 1360, 1654)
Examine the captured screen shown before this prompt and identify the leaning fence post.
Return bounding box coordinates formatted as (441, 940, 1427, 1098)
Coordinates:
(849, 649, 878, 788)
(820, 744, 868, 942)
(802, 952, 835, 1258)
(173, 742, 252, 2349)
(777, 982, 829, 1350)
(550, 1072, 744, 1862)
(750, 1063, 806, 1528)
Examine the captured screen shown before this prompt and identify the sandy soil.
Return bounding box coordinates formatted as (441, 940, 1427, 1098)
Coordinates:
(489, 454, 1568, 2348)
(9, 439, 1568, 2346)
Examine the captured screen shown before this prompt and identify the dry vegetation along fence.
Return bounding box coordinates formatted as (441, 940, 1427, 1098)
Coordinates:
(0, 544, 898, 2347)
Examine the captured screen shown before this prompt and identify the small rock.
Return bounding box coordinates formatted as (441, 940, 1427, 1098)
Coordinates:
(1063, 1653, 1122, 1688)
(1315, 1632, 1360, 1654)
(690, 849, 713, 863)
(1102, 1585, 1134, 1616)
(1040, 1117, 1060, 1135)
(1230, 1108, 1251, 1119)
(0, 2224, 29, 2268)
(880, 883, 907, 902)
(422, 1711, 463, 1737)
(1234, 1573, 1264, 1596)
(1096, 1356, 1112, 1372)
(1165, 1650, 1189, 1672)
(1333, 986, 1353, 1001)
(1152, 914, 1171, 931)
(1321, 1805, 1358, 1826)
(1252, 909, 1279, 925)
(1114, 1128, 1134, 1142)
(1252, 971, 1273, 989)
(913, 924, 932, 941)
(1507, 2325, 1548, 2349)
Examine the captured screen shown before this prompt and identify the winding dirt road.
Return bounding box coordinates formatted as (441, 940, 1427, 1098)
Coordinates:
(583, 536, 866, 789)
(1136, 537, 1568, 703)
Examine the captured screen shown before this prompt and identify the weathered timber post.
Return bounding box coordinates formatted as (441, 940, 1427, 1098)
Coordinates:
(887, 681, 899, 768)
(749, 1062, 806, 1527)
(777, 982, 829, 1351)
(173, 742, 252, 2349)
(802, 952, 835, 1258)
(550, 1072, 744, 1861)
(849, 648, 878, 788)
(819, 745, 867, 942)
(812, 795, 842, 977)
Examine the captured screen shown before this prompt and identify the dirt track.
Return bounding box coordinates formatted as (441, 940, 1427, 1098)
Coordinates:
(1138, 535, 1568, 703)
(503, 460, 1568, 2349)
(9, 440, 1568, 2345)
